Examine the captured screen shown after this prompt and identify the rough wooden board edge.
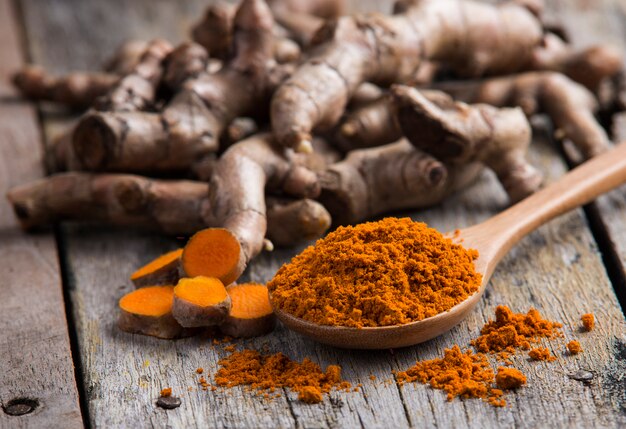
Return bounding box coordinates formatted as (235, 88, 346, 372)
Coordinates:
(0, 0, 83, 428)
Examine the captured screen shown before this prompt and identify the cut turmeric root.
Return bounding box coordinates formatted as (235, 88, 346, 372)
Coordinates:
(220, 283, 275, 338)
(130, 248, 183, 288)
(181, 228, 243, 286)
(118, 286, 194, 339)
(172, 277, 231, 327)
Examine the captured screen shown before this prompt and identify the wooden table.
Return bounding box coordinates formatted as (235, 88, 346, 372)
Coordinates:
(1, 0, 625, 427)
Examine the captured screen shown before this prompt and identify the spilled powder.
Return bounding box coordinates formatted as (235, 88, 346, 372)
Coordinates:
(581, 313, 595, 332)
(528, 347, 556, 362)
(471, 306, 563, 358)
(395, 345, 506, 407)
(567, 340, 582, 355)
(495, 367, 526, 390)
(214, 350, 350, 403)
(396, 306, 564, 407)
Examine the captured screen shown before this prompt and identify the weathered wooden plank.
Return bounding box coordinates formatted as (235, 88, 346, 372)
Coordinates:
(0, 0, 83, 427)
(542, 0, 626, 308)
(20, 0, 626, 428)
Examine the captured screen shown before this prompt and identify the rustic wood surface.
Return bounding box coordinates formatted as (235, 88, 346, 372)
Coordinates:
(6, 0, 626, 427)
(543, 0, 626, 311)
(0, 0, 83, 427)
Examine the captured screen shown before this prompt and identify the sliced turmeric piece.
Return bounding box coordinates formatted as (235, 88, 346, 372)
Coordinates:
(118, 286, 193, 339)
(172, 277, 231, 327)
(182, 228, 243, 286)
(220, 283, 275, 338)
(131, 248, 183, 287)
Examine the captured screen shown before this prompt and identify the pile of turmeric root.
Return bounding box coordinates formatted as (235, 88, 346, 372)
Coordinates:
(7, 0, 624, 339)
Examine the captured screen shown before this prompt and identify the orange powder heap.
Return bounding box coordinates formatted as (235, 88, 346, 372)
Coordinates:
(395, 345, 506, 407)
(214, 350, 349, 403)
(528, 347, 556, 361)
(581, 313, 595, 331)
(268, 217, 481, 328)
(567, 340, 582, 354)
(471, 306, 563, 356)
(495, 367, 526, 390)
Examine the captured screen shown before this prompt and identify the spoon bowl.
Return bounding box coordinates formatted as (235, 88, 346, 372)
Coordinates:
(273, 142, 626, 349)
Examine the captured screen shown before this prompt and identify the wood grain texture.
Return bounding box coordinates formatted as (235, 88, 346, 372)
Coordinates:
(0, 0, 82, 427)
(19, 0, 626, 427)
(542, 0, 626, 310)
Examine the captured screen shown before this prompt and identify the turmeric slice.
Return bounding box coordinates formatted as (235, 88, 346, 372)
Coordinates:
(182, 228, 243, 286)
(172, 277, 231, 327)
(131, 248, 183, 287)
(220, 283, 276, 338)
(118, 286, 193, 339)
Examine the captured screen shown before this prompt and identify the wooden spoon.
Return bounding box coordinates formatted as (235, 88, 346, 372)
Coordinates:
(273, 142, 626, 349)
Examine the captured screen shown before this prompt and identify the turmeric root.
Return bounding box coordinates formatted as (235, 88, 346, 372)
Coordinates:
(436, 72, 611, 159)
(191, 2, 235, 59)
(527, 33, 623, 91)
(392, 86, 542, 202)
(223, 117, 259, 148)
(102, 39, 150, 75)
(12, 67, 119, 110)
(220, 283, 276, 338)
(7, 172, 330, 245)
(271, 0, 544, 152)
(265, 197, 331, 247)
(73, 0, 288, 173)
(93, 38, 173, 112)
(191, 1, 301, 63)
(118, 286, 195, 339)
(7, 173, 209, 234)
(191, 0, 344, 54)
(200, 133, 320, 282)
(334, 95, 402, 152)
(318, 140, 482, 226)
(11, 40, 147, 109)
(172, 277, 231, 327)
(162, 42, 210, 91)
(128, 198, 329, 287)
(131, 249, 183, 288)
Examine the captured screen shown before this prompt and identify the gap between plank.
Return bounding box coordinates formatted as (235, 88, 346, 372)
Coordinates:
(55, 226, 93, 429)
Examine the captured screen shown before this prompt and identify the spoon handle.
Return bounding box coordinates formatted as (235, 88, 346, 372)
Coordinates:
(481, 141, 626, 261)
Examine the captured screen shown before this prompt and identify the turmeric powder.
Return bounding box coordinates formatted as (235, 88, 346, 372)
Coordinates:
(495, 367, 526, 390)
(528, 347, 556, 362)
(268, 217, 481, 327)
(471, 306, 563, 356)
(395, 346, 506, 407)
(581, 313, 595, 331)
(397, 305, 564, 408)
(214, 349, 348, 403)
(567, 340, 582, 355)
